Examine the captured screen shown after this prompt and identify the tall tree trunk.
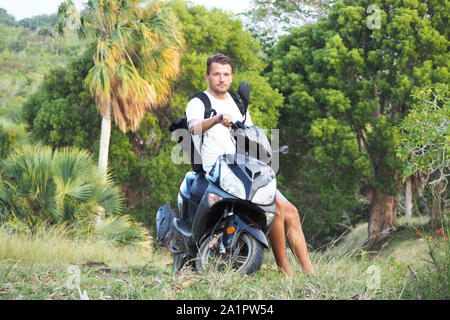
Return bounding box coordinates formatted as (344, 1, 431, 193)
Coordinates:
(431, 180, 443, 229)
(412, 172, 429, 214)
(366, 188, 399, 247)
(96, 101, 112, 224)
(405, 176, 413, 218)
(98, 101, 112, 173)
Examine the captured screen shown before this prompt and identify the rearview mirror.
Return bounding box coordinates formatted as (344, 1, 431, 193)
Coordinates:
(238, 81, 250, 108)
(278, 145, 289, 155)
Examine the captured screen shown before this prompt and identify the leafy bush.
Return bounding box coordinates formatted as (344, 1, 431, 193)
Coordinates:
(0, 123, 16, 159)
(0, 145, 151, 246)
(93, 215, 150, 247)
(0, 145, 122, 227)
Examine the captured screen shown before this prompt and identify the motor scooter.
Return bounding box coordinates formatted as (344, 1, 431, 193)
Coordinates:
(156, 85, 288, 274)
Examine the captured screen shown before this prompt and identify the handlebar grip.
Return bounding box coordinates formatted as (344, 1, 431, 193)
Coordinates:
(219, 114, 237, 129)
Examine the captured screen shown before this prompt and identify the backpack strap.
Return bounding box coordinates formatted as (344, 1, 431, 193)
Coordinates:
(183, 90, 248, 173)
(187, 92, 216, 173)
(190, 91, 247, 121)
(191, 92, 217, 119)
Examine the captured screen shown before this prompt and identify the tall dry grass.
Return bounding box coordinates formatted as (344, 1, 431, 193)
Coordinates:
(0, 216, 446, 300)
(0, 223, 159, 267)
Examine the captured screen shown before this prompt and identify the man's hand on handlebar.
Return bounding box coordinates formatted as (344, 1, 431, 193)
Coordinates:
(217, 113, 233, 128)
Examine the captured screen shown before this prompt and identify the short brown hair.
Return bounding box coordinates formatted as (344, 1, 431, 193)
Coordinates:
(206, 53, 233, 75)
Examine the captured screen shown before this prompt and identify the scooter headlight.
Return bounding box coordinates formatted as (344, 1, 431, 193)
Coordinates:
(220, 163, 246, 199)
(252, 178, 276, 205)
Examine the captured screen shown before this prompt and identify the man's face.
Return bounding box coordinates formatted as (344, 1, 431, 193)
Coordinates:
(206, 62, 233, 95)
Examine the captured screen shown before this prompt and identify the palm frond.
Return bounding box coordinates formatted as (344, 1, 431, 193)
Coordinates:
(70, 0, 183, 133)
(0, 146, 123, 227)
(93, 214, 149, 247)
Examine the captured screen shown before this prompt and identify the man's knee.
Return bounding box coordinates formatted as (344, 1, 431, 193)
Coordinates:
(284, 202, 299, 224)
(276, 197, 299, 223)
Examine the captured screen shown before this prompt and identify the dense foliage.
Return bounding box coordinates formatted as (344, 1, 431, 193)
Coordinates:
(244, 0, 334, 48)
(0, 146, 122, 227)
(399, 83, 449, 186)
(0, 13, 83, 122)
(266, 0, 449, 246)
(22, 48, 100, 150)
(0, 123, 16, 159)
(2, 0, 448, 249)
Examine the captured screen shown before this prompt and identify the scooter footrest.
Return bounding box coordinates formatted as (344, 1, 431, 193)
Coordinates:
(173, 218, 192, 238)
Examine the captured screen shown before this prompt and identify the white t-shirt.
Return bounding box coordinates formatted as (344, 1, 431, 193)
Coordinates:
(185, 90, 253, 173)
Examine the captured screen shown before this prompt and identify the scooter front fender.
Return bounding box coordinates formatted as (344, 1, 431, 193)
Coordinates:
(191, 183, 237, 244)
(231, 215, 269, 249)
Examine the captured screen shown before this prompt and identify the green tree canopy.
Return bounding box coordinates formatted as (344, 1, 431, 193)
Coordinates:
(18, 14, 57, 31)
(0, 8, 17, 26)
(0, 16, 84, 123)
(244, 0, 335, 49)
(0, 145, 123, 227)
(266, 0, 449, 245)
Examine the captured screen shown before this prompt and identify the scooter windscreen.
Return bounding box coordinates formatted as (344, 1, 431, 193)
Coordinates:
(208, 153, 277, 206)
(231, 125, 273, 165)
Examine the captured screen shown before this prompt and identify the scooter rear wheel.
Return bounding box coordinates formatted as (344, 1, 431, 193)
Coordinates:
(196, 232, 264, 275)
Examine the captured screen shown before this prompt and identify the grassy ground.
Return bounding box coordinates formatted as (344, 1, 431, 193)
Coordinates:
(0, 217, 448, 300)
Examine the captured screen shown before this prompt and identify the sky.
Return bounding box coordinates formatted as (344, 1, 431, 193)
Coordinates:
(0, 0, 252, 21)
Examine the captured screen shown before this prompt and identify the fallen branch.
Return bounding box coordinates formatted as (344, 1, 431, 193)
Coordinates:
(336, 222, 354, 231)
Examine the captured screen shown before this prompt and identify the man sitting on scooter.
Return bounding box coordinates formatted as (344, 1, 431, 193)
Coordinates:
(185, 53, 314, 276)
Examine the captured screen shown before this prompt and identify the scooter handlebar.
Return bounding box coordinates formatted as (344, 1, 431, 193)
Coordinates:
(219, 114, 240, 130)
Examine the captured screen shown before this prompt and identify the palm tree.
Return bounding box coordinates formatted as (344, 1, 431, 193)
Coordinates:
(57, 0, 183, 173)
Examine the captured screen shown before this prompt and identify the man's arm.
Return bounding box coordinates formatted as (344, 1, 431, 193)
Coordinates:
(188, 113, 233, 135)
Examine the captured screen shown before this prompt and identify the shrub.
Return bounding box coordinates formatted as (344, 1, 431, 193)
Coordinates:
(0, 123, 16, 159)
(0, 145, 122, 225)
(0, 145, 151, 246)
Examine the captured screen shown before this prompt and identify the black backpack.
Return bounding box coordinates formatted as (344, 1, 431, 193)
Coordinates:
(169, 82, 250, 173)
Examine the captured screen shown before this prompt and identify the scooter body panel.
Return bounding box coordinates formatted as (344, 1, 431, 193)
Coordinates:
(174, 162, 277, 258)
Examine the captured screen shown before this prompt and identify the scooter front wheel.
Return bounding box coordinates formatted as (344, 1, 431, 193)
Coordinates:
(196, 232, 264, 275)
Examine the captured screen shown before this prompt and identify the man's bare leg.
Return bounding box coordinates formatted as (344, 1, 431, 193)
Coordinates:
(268, 203, 293, 276)
(269, 191, 315, 276)
(283, 202, 315, 275)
